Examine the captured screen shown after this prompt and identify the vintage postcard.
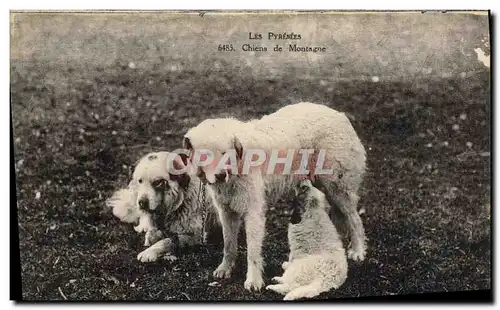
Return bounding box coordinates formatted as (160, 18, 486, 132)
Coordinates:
(10, 10, 491, 301)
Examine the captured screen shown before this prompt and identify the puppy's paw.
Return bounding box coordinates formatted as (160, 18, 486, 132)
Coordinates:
(266, 284, 280, 293)
(283, 293, 299, 301)
(347, 248, 366, 261)
(137, 248, 159, 263)
(271, 276, 284, 283)
(281, 261, 290, 270)
(266, 284, 289, 295)
(213, 262, 234, 279)
(244, 271, 264, 291)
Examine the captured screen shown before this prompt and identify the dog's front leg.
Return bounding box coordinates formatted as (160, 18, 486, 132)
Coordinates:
(213, 209, 242, 279)
(137, 238, 175, 263)
(243, 199, 265, 291)
(144, 228, 163, 247)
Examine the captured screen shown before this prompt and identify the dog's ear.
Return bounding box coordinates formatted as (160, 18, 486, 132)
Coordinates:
(171, 154, 188, 171)
(178, 152, 189, 166)
(170, 154, 191, 190)
(232, 135, 243, 160)
(170, 173, 191, 190)
(183, 136, 193, 151)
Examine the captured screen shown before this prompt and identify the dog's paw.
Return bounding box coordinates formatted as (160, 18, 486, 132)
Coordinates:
(143, 232, 153, 247)
(137, 248, 159, 263)
(281, 261, 290, 270)
(347, 248, 366, 261)
(244, 272, 264, 291)
(213, 262, 234, 279)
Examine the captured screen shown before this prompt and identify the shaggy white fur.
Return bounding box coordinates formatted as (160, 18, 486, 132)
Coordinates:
(266, 179, 348, 300)
(184, 102, 366, 291)
(106, 151, 218, 262)
(107, 183, 162, 246)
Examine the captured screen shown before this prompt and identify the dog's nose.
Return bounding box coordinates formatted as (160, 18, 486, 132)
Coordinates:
(138, 198, 149, 211)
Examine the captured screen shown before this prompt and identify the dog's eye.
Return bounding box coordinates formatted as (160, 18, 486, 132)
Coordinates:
(152, 179, 166, 189)
(300, 185, 309, 193)
(138, 179, 143, 184)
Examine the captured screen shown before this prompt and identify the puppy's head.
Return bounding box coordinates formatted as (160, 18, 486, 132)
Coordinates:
(183, 118, 244, 185)
(289, 179, 327, 224)
(130, 151, 191, 217)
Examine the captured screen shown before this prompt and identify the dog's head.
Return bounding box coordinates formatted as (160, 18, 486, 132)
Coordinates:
(107, 151, 193, 224)
(183, 118, 244, 185)
(289, 179, 328, 224)
(132, 151, 192, 212)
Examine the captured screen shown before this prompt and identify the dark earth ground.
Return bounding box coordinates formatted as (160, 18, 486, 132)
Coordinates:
(11, 59, 491, 300)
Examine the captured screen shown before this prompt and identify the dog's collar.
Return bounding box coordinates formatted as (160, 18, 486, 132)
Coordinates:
(199, 182, 207, 245)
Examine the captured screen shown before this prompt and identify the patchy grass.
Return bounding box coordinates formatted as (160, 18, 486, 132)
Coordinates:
(11, 60, 490, 300)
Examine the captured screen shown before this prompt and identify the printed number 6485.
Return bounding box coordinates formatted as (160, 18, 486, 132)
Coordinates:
(218, 44, 235, 52)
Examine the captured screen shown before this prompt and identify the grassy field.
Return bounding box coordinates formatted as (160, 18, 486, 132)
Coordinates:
(11, 58, 490, 301)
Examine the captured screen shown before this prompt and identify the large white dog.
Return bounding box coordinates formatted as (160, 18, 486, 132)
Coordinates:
(183, 102, 366, 291)
(106, 151, 218, 262)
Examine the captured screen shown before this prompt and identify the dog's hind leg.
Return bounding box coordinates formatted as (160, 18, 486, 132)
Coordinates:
(283, 280, 324, 301)
(243, 201, 265, 291)
(213, 209, 242, 279)
(315, 179, 366, 261)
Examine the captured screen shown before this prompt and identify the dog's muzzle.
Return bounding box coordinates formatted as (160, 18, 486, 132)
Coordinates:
(138, 197, 150, 211)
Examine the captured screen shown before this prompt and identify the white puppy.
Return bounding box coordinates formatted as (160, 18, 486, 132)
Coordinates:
(109, 186, 162, 247)
(106, 151, 218, 262)
(266, 179, 348, 300)
(184, 102, 366, 291)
